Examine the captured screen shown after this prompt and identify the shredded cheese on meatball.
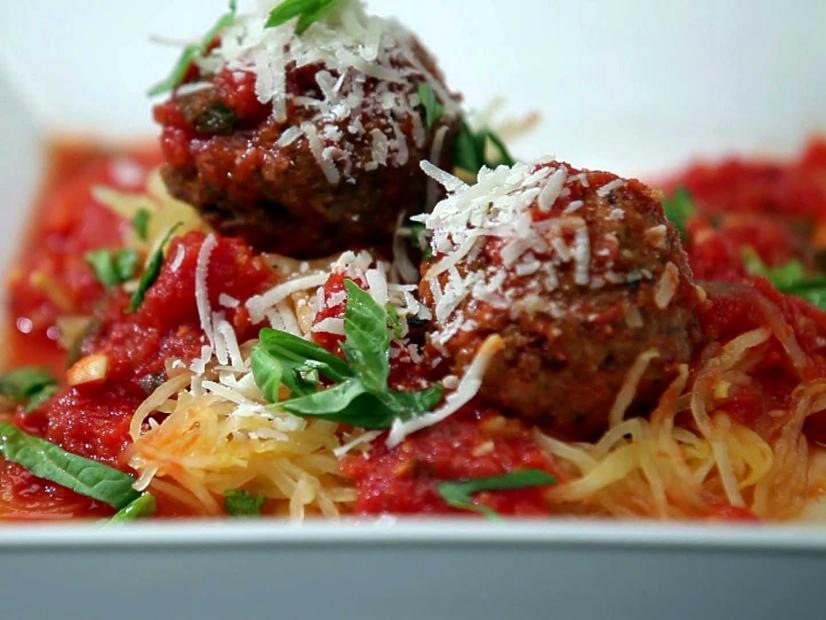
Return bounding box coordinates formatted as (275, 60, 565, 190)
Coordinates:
(194, 0, 458, 184)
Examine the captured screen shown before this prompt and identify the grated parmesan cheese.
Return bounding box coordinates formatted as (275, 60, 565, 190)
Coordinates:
(193, 0, 460, 185)
(195, 234, 218, 350)
(169, 244, 186, 272)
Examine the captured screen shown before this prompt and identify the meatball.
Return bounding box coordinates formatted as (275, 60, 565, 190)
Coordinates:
(417, 159, 703, 440)
(154, 3, 458, 258)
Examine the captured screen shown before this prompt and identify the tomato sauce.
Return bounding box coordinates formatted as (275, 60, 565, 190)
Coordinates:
(2, 141, 159, 516)
(5, 141, 162, 373)
(675, 138, 826, 444)
(1, 142, 278, 518)
(342, 407, 558, 516)
(5, 136, 826, 521)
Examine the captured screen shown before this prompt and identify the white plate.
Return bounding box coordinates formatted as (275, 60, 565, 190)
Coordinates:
(0, 519, 825, 620)
(1, 2, 826, 619)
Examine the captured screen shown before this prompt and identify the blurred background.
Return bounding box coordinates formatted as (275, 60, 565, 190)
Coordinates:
(1, 0, 825, 177)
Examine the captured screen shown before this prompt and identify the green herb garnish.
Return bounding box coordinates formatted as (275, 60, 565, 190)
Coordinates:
(408, 222, 433, 259)
(266, 0, 342, 34)
(417, 84, 444, 129)
(386, 303, 403, 339)
(127, 224, 182, 313)
(110, 493, 157, 522)
(743, 248, 826, 310)
(251, 280, 443, 427)
(224, 489, 265, 516)
(0, 422, 140, 509)
(85, 249, 140, 289)
(454, 117, 515, 174)
(662, 187, 695, 239)
(131, 208, 151, 241)
(0, 367, 59, 413)
(148, 0, 238, 96)
(437, 470, 557, 519)
(195, 103, 237, 134)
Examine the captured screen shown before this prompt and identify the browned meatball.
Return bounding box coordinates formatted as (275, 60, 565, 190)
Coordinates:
(417, 159, 703, 440)
(154, 5, 458, 258)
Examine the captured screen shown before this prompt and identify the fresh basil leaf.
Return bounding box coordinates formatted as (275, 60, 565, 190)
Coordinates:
(85, 250, 118, 287)
(131, 208, 151, 241)
(250, 346, 285, 403)
(259, 328, 350, 382)
(381, 383, 444, 417)
(662, 187, 695, 239)
(284, 385, 444, 429)
(743, 248, 804, 289)
(85, 249, 139, 289)
(0, 367, 59, 412)
(296, 0, 341, 33)
(148, 46, 199, 98)
(454, 118, 483, 173)
(252, 328, 351, 402)
(127, 223, 182, 313)
(483, 130, 516, 167)
(767, 262, 808, 289)
(417, 84, 444, 129)
(195, 103, 237, 134)
(408, 222, 433, 259)
(0, 422, 140, 509)
(24, 384, 60, 413)
(454, 118, 515, 174)
(253, 280, 444, 428)
(0, 368, 56, 402)
(114, 249, 139, 281)
(437, 470, 556, 518)
(283, 378, 366, 415)
(110, 493, 156, 522)
(341, 280, 390, 393)
(789, 283, 826, 310)
(386, 303, 403, 339)
(742, 249, 826, 310)
(225, 489, 265, 516)
(148, 1, 238, 96)
(266, 0, 341, 34)
(286, 389, 405, 428)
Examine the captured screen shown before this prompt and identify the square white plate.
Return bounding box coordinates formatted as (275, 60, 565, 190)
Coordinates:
(1, 2, 826, 618)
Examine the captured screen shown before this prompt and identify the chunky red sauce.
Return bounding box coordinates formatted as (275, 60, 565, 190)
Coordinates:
(674, 139, 826, 445)
(2, 142, 277, 518)
(342, 407, 558, 516)
(4, 139, 826, 520)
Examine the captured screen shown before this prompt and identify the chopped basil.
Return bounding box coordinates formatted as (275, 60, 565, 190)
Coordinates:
(131, 208, 151, 241)
(417, 84, 444, 129)
(252, 329, 349, 402)
(85, 249, 140, 289)
(24, 384, 59, 413)
(224, 489, 265, 516)
(743, 248, 826, 310)
(195, 103, 237, 134)
(148, 0, 238, 96)
(0, 422, 140, 509)
(662, 187, 695, 239)
(127, 224, 182, 313)
(266, 0, 342, 34)
(781, 278, 826, 310)
(454, 117, 515, 174)
(0, 367, 59, 413)
(408, 222, 433, 259)
(340, 281, 391, 392)
(252, 279, 443, 427)
(110, 493, 157, 522)
(437, 470, 557, 518)
(386, 303, 403, 339)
